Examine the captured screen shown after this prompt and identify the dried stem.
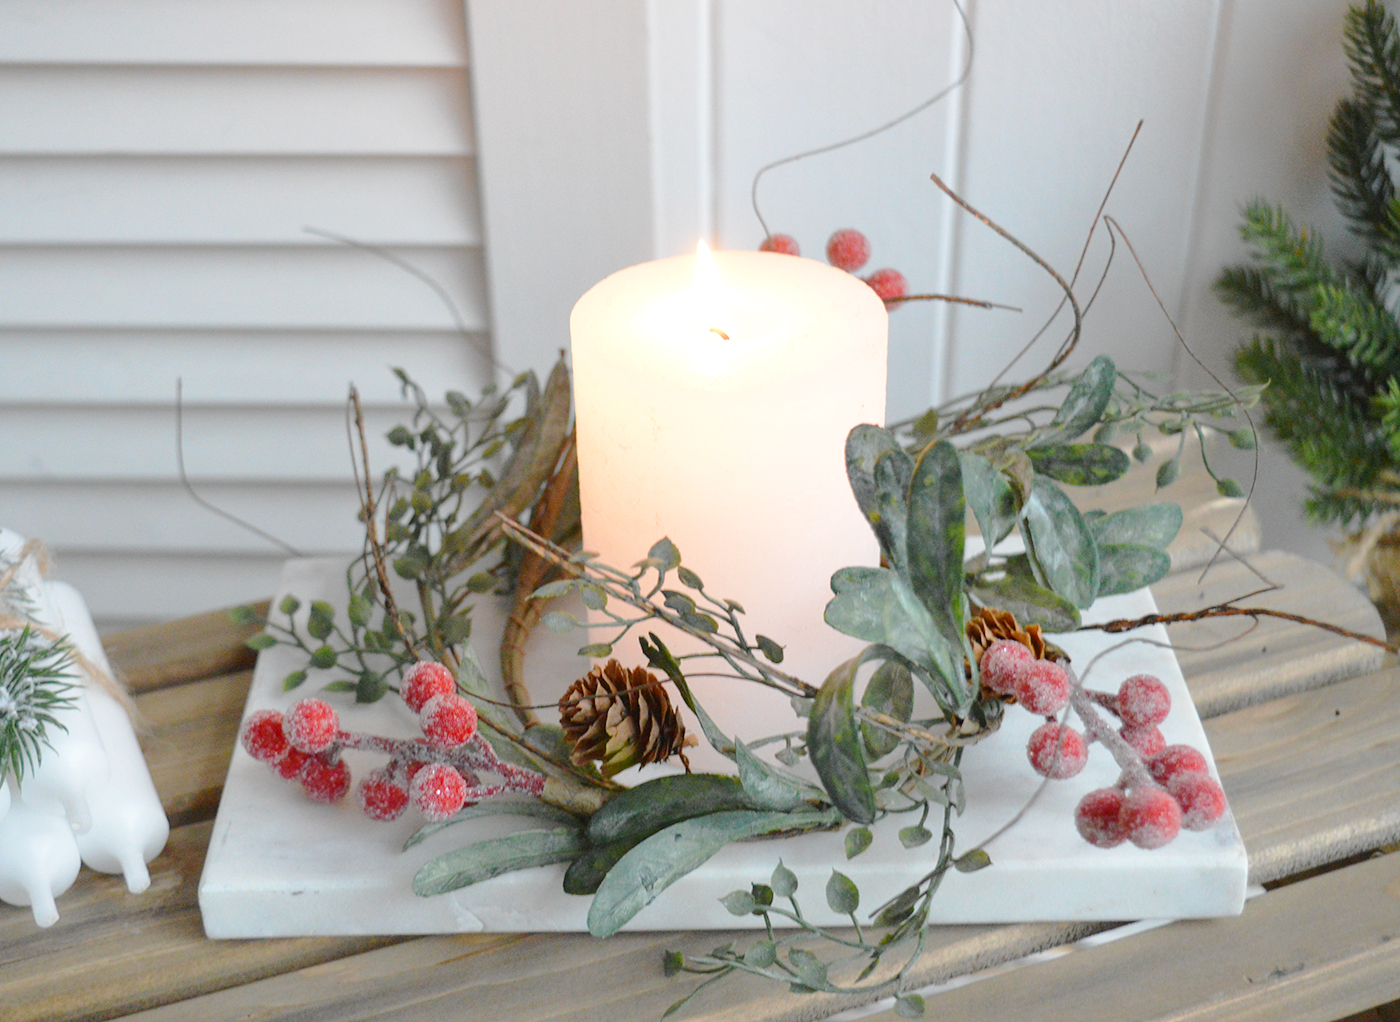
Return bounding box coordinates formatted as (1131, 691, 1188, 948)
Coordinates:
(1083, 604, 1396, 654)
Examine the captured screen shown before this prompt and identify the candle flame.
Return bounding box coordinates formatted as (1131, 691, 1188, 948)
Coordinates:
(694, 240, 732, 340)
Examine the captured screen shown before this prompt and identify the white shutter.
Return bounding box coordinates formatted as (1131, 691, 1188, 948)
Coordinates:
(0, 0, 490, 630)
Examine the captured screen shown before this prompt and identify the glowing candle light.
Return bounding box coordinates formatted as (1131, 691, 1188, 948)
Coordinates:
(569, 246, 887, 757)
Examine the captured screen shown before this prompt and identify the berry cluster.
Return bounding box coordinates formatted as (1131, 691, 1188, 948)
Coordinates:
(978, 639, 1228, 851)
(759, 228, 908, 309)
(239, 661, 546, 823)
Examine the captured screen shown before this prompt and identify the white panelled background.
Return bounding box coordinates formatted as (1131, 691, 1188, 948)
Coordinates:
(0, 0, 1361, 630)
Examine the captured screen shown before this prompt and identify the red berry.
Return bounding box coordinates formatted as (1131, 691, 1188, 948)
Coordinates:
(410, 763, 468, 822)
(1120, 723, 1166, 758)
(979, 640, 1032, 696)
(284, 698, 340, 753)
(401, 661, 456, 712)
(1075, 788, 1128, 848)
(419, 693, 478, 748)
(1015, 659, 1070, 716)
(356, 769, 410, 822)
(759, 234, 799, 256)
(272, 746, 311, 780)
(865, 268, 908, 308)
(299, 757, 351, 804)
(1026, 722, 1088, 779)
(240, 709, 288, 762)
(1168, 772, 1227, 831)
(1117, 674, 1171, 728)
(1148, 744, 1210, 786)
(826, 229, 870, 272)
(1120, 787, 1181, 849)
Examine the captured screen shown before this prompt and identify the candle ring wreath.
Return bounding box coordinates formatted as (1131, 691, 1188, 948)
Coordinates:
(226, 157, 1393, 1018)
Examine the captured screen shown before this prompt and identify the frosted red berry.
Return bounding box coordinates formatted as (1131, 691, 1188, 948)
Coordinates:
(1168, 772, 1227, 831)
(759, 233, 800, 256)
(410, 763, 468, 822)
(1015, 659, 1070, 716)
(1026, 722, 1088, 779)
(240, 709, 288, 762)
(979, 640, 1031, 696)
(1075, 788, 1128, 848)
(272, 746, 311, 780)
(1120, 723, 1165, 758)
(1117, 674, 1171, 728)
(1120, 787, 1181, 849)
(865, 268, 908, 308)
(284, 698, 340, 753)
(356, 769, 410, 822)
(826, 229, 871, 272)
(401, 661, 457, 713)
(1148, 743, 1209, 786)
(419, 693, 478, 749)
(299, 757, 352, 804)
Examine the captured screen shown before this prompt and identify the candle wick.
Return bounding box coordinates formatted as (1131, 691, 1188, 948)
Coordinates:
(709, 327, 730, 340)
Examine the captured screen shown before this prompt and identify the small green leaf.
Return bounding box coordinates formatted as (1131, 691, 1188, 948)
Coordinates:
(1087, 503, 1183, 549)
(771, 860, 798, 897)
(542, 611, 578, 634)
(1022, 478, 1100, 608)
(282, 669, 308, 691)
(1026, 443, 1130, 486)
(895, 993, 927, 1017)
(720, 890, 758, 915)
(439, 613, 471, 646)
(306, 601, 336, 640)
(1228, 427, 1257, 450)
(646, 537, 682, 573)
(873, 885, 922, 927)
(676, 566, 704, 589)
(899, 826, 933, 848)
(1096, 543, 1173, 596)
(825, 870, 860, 914)
(1035, 355, 1116, 446)
(755, 634, 784, 663)
(413, 827, 586, 896)
(356, 670, 386, 703)
(1133, 440, 1153, 462)
(1217, 477, 1246, 498)
(1155, 458, 1181, 489)
(278, 595, 301, 617)
(910, 407, 939, 438)
(734, 739, 806, 811)
(959, 451, 1020, 547)
(789, 948, 828, 989)
(744, 941, 777, 968)
(321, 679, 356, 693)
(860, 660, 913, 759)
(662, 950, 685, 977)
(586, 773, 753, 846)
(310, 644, 337, 669)
(230, 605, 259, 624)
(576, 642, 613, 658)
(531, 579, 577, 600)
(967, 576, 1080, 632)
(751, 883, 774, 907)
(393, 548, 430, 580)
(347, 593, 373, 627)
(579, 585, 607, 611)
(245, 632, 277, 651)
(905, 440, 966, 649)
(807, 657, 876, 825)
(953, 848, 992, 873)
(845, 826, 874, 859)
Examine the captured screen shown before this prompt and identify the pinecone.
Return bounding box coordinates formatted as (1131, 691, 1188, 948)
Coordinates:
(965, 606, 1064, 664)
(558, 660, 693, 777)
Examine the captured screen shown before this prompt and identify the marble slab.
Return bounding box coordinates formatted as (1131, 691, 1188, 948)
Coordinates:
(198, 557, 1247, 937)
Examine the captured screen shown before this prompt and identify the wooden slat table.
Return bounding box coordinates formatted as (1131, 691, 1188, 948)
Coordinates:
(7, 476, 1400, 1022)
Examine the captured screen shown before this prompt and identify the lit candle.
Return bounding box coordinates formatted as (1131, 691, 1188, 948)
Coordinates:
(569, 246, 887, 752)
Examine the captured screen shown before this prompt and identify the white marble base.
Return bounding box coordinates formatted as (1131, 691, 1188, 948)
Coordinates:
(198, 558, 1247, 937)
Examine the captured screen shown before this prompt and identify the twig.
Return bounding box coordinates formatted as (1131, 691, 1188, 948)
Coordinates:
(1082, 604, 1396, 654)
(347, 385, 422, 659)
(886, 293, 1022, 312)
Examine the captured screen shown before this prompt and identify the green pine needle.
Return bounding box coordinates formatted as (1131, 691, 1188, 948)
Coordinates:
(0, 627, 79, 783)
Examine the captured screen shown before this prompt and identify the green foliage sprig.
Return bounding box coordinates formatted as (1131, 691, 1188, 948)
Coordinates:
(0, 627, 78, 783)
(1218, 0, 1400, 527)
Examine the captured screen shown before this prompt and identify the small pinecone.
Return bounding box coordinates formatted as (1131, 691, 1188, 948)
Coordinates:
(559, 660, 694, 777)
(966, 607, 1063, 664)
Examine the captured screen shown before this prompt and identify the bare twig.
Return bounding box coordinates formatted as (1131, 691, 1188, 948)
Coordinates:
(1082, 603, 1395, 654)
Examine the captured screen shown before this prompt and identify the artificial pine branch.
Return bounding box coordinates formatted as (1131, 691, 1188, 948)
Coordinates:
(1343, 0, 1400, 143)
(1327, 96, 1396, 243)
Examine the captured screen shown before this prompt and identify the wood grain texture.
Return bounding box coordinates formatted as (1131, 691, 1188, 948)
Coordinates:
(1152, 550, 1387, 718)
(0, 822, 408, 1022)
(859, 851, 1400, 1022)
(105, 604, 263, 692)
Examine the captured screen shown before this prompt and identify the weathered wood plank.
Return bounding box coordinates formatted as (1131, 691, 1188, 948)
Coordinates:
(135, 669, 253, 825)
(858, 850, 1400, 1022)
(1152, 550, 1388, 718)
(0, 822, 416, 1022)
(93, 659, 1400, 1022)
(104, 602, 265, 693)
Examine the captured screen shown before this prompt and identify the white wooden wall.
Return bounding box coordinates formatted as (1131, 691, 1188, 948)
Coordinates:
(0, 0, 1364, 629)
(0, 0, 494, 631)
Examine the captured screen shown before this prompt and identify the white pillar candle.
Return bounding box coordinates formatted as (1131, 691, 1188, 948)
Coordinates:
(570, 248, 886, 751)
